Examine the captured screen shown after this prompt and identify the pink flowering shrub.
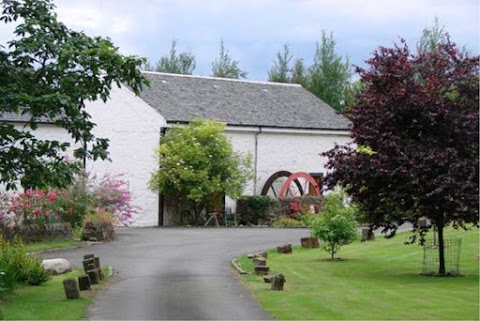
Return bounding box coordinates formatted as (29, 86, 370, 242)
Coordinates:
(8, 189, 63, 225)
(0, 172, 139, 229)
(86, 173, 139, 226)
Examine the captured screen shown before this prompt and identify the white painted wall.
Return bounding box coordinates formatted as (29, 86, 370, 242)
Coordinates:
(85, 86, 166, 227)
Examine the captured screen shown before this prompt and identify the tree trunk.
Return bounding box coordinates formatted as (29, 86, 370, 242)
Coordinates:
(437, 224, 446, 275)
(330, 242, 335, 260)
(192, 201, 205, 226)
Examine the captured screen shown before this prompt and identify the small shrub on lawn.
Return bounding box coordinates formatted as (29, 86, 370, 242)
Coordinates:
(311, 189, 358, 260)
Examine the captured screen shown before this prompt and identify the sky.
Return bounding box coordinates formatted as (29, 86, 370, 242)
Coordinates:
(2, 0, 479, 81)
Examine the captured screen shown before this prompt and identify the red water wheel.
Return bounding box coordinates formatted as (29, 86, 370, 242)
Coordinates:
(278, 172, 320, 199)
(261, 171, 303, 198)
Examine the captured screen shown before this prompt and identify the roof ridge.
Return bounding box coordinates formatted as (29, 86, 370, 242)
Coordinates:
(141, 71, 302, 87)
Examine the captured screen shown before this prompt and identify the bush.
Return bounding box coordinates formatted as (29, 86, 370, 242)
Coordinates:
(311, 189, 358, 259)
(0, 263, 17, 298)
(272, 218, 302, 228)
(0, 235, 50, 287)
(21, 256, 51, 286)
(88, 173, 140, 226)
(236, 195, 277, 225)
(0, 170, 139, 239)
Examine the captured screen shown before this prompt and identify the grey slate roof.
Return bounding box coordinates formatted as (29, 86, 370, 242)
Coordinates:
(0, 112, 54, 123)
(139, 72, 350, 130)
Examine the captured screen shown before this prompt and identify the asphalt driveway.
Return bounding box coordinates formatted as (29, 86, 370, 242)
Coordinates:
(40, 227, 311, 320)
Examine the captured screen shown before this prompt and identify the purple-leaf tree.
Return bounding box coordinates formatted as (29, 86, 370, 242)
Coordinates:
(322, 36, 479, 275)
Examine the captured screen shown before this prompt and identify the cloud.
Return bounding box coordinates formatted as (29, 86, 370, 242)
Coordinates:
(1, 0, 478, 80)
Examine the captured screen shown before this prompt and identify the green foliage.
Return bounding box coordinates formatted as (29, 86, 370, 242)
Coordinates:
(211, 40, 247, 79)
(0, 236, 50, 288)
(272, 217, 302, 228)
(311, 190, 358, 259)
(295, 211, 316, 227)
(306, 30, 353, 111)
(21, 256, 50, 286)
(0, 0, 149, 190)
(236, 195, 277, 225)
(267, 32, 352, 110)
(148, 40, 196, 75)
(267, 44, 306, 86)
(291, 58, 307, 86)
(149, 119, 252, 225)
(417, 17, 447, 53)
(268, 43, 293, 83)
(0, 263, 18, 298)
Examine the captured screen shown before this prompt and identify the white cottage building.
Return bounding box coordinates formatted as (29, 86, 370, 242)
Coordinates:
(1, 72, 351, 227)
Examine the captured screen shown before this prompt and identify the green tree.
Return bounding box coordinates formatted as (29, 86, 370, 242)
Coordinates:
(149, 119, 252, 225)
(306, 30, 352, 111)
(268, 44, 307, 86)
(311, 189, 358, 260)
(0, 0, 148, 190)
(148, 40, 196, 75)
(211, 40, 247, 79)
(291, 58, 307, 86)
(268, 43, 292, 83)
(417, 17, 447, 53)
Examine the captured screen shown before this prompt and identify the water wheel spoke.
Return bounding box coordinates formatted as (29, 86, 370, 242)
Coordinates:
(279, 172, 321, 199)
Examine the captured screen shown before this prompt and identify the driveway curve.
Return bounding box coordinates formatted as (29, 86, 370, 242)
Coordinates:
(40, 227, 311, 320)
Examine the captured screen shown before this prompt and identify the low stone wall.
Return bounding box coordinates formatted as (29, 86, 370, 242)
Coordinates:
(0, 223, 73, 243)
(81, 222, 115, 242)
(272, 196, 323, 219)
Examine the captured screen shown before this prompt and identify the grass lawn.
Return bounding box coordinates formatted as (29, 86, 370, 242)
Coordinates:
(237, 227, 479, 320)
(25, 239, 83, 254)
(0, 268, 109, 320)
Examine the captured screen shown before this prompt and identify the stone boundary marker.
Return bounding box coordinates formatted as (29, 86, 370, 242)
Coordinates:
(64, 253, 105, 299)
(277, 244, 292, 254)
(300, 237, 319, 248)
(78, 274, 91, 291)
(63, 278, 80, 300)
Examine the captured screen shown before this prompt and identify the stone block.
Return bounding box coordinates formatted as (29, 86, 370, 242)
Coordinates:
(271, 273, 286, 291)
(263, 273, 281, 283)
(253, 257, 267, 266)
(63, 278, 80, 300)
(300, 237, 319, 248)
(277, 244, 292, 254)
(82, 258, 96, 274)
(87, 269, 100, 285)
(83, 254, 95, 260)
(254, 265, 270, 276)
(78, 274, 91, 291)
